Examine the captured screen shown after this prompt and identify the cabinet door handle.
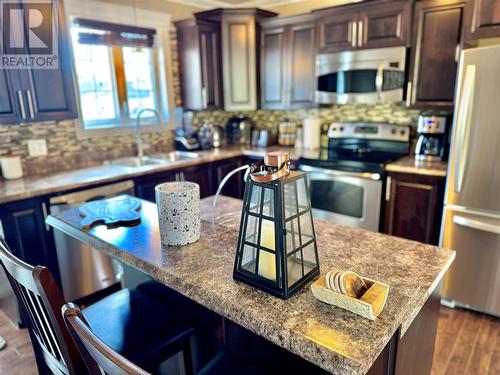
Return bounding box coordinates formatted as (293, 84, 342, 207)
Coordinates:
(455, 44, 461, 63)
(41, 202, 50, 232)
(405, 81, 412, 107)
(17, 91, 27, 120)
(358, 21, 363, 47)
(26, 90, 35, 119)
(352, 21, 357, 47)
(385, 176, 391, 201)
(201, 87, 208, 109)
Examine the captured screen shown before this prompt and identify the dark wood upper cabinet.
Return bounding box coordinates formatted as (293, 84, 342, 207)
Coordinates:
(288, 22, 316, 108)
(315, 0, 412, 53)
(0, 0, 77, 124)
(463, 0, 500, 41)
(408, 0, 465, 110)
(177, 9, 276, 112)
(260, 26, 287, 109)
(383, 172, 446, 245)
(175, 18, 223, 111)
(317, 11, 357, 53)
(0, 70, 21, 124)
(360, 1, 413, 49)
(260, 14, 316, 109)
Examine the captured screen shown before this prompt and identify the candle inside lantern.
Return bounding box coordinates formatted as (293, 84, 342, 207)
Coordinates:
(259, 220, 276, 281)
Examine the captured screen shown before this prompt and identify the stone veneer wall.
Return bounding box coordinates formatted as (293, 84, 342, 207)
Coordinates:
(0, 27, 420, 177)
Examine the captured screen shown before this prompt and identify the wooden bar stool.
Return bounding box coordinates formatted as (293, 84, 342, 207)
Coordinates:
(63, 303, 269, 375)
(0, 238, 195, 375)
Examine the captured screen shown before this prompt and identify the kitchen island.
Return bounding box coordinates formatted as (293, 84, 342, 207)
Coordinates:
(46, 196, 455, 375)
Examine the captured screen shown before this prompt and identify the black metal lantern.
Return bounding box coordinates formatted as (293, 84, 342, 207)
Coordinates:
(233, 152, 320, 299)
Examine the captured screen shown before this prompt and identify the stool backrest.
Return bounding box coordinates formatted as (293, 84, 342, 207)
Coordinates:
(62, 302, 151, 375)
(0, 238, 83, 374)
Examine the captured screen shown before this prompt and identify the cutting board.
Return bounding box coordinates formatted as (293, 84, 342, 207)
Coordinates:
(79, 197, 141, 229)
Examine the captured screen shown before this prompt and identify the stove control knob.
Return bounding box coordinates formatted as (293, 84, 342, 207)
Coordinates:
(339, 126, 344, 132)
(400, 130, 406, 135)
(391, 129, 396, 134)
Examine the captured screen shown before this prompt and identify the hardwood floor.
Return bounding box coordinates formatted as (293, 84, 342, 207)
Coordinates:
(431, 306, 500, 375)
(0, 310, 36, 375)
(0, 306, 498, 374)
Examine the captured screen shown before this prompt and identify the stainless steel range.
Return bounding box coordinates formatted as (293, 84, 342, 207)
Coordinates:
(299, 122, 410, 231)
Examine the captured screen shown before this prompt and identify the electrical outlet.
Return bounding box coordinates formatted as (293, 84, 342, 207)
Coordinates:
(27, 139, 48, 157)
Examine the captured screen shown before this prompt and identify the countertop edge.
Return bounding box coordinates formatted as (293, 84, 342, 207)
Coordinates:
(0, 148, 268, 205)
(399, 250, 456, 337)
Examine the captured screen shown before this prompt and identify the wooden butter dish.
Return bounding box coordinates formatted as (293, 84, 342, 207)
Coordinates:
(311, 270, 389, 320)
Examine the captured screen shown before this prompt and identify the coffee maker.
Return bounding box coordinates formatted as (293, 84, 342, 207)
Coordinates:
(415, 113, 450, 161)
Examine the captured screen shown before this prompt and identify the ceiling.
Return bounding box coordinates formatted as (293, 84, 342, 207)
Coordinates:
(164, 0, 312, 10)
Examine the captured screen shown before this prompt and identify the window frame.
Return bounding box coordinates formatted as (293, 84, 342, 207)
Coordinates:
(64, 0, 176, 140)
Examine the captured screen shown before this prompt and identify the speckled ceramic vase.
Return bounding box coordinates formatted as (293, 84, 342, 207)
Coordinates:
(155, 182, 201, 246)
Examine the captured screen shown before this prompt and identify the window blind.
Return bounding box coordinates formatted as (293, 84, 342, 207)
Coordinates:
(72, 18, 155, 48)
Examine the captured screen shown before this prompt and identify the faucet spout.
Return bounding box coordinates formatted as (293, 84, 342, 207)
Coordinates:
(135, 108, 160, 159)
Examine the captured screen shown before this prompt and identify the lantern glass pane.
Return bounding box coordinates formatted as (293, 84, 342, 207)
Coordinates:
(259, 219, 275, 250)
(262, 188, 274, 218)
(287, 252, 303, 287)
(241, 244, 257, 274)
(296, 177, 309, 212)
(245, 214, 259, 244)
(284, 180, 298, 218)
(250, 185, 262, 214)
(299, 213, 314, 244)
(258, 250, 276, 281)
(302, 242, 318, 274)
(286, 218, 301, 254)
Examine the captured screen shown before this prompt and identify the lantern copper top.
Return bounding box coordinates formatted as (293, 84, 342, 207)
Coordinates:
(250, 152, 290, 183)
(264, 152, 289, 168)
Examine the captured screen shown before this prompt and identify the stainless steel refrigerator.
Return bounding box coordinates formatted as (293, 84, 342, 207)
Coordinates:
(440, 44, 500, 316)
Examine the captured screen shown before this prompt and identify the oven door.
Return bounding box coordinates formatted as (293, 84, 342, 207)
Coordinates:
(299, 165, 383, 231)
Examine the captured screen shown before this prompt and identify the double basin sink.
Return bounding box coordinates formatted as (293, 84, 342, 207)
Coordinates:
(106, 151, 199, 168)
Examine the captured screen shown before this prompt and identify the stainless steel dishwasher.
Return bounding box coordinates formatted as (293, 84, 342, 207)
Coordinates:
(49, 180, 134, 302)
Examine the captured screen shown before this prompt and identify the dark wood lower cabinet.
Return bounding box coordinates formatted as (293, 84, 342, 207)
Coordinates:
(178, 164, 212, 198)
(135, 170, 176, 202)
(384, 172, 446, 245)
(0, 197, 60, 283)
(211, 157, 246, 199)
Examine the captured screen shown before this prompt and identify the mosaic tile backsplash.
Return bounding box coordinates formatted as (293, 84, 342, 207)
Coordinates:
(191, 104, 421, 130)
(0, 28, 420, 178)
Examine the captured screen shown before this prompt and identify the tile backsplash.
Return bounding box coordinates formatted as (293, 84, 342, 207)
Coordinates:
(0, 120, 175, 176)
(191, 103, 421, 130)
(0, 27, 420, 178)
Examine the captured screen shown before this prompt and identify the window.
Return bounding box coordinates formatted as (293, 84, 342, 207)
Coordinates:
(71, 19, 166, 131)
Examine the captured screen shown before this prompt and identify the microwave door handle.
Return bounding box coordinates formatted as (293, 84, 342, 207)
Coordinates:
(376, 65, 384, 102)
(453, 65, 476, 193)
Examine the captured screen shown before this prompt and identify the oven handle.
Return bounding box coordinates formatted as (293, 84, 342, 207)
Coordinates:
(299, 164, 381, 181)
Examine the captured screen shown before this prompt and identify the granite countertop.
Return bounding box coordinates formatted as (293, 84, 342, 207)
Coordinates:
(46, 196, 455, 375)
(0, 146, 301, 205)
(385, 156, 448, 177)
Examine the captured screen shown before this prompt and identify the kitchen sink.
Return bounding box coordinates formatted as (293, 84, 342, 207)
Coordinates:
(150, 151, 199, 162)
(106, 156, 166, 168)
(106, 151, 199, 168)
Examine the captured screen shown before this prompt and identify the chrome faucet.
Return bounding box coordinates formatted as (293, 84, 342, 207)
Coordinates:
(135, 108, 161, 158)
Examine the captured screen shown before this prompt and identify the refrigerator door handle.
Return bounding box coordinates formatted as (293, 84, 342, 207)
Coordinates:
(453, 64, 476, 193)
(453, 215, 500, 235)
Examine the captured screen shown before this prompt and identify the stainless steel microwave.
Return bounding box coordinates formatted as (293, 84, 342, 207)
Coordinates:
(316, 46, 407, 104)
